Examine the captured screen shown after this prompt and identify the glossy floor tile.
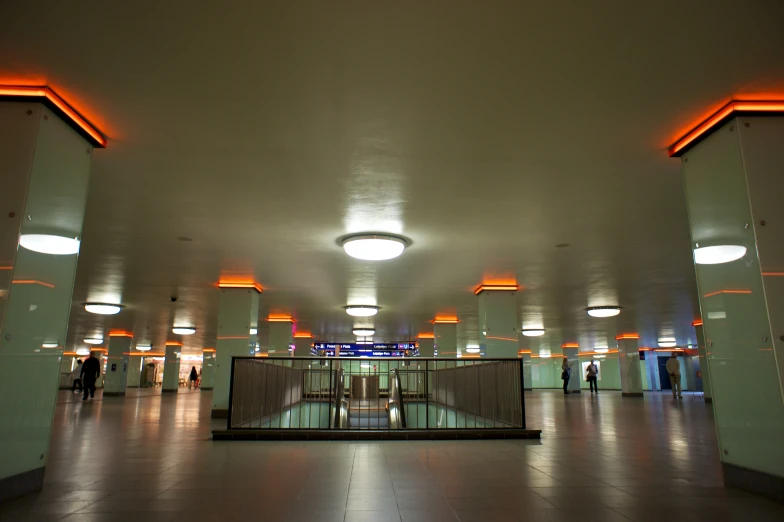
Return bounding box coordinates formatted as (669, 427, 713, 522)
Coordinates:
(1, 389, 782, 521)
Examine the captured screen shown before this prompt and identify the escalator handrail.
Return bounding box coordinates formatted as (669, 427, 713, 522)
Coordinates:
(332, 367, 347, 428)
(391, 368, 406, 429)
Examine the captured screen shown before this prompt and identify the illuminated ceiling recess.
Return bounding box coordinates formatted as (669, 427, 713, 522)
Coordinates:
(465, 344, 480, 354)
(658, 337, 677, 348)
(341, 234, 408, 261)
(586, 306, 621, 318)
(474, 284, 520, 295)
(84, 303, 123, 315)
(353, 328, 375, 336)
(693, 245, 746, 265)
(345, 305, 379, 317)
(521, 329, 545, 337)
(84, 337, 103, 345)
(42, 342, 59, 348)
(75, 347, 90, 356)
(19, 234, 80, 255)
(136, 343, 152, 351)
(172, 327, 196, 335)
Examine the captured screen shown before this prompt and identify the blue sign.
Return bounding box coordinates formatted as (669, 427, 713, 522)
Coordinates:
(312, 342, 417, 357)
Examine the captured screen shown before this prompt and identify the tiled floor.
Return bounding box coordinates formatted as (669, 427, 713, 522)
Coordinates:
(2, 389, 783, 521)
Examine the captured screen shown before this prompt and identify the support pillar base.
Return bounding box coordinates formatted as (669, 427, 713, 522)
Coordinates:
(211, 409, 228, 418)
(102, 391, 125, 397)
(0, 467, 44, 503)
(723, 463, 784, 503)
(622, 392, 643, 397)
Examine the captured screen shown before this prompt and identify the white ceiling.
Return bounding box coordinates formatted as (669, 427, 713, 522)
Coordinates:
(3, 0, 784, 353)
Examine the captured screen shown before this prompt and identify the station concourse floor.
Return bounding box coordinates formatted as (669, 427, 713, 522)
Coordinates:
(2, 389, 783, 522)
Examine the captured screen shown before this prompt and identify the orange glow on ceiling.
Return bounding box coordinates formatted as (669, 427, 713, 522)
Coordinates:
(12, 279, 55, 288)
(703, 289, 752, 298)
(217, 335, 249, 340)
(293, 332, 313, 338)
(580, 349, 619, 356)
(126, 352, 165, 357)
(203, 348, 216, 352)
(268, 315, 295, 323)
(654, 348, 685, 352)
(669, 100, 784, 157)
(474, 283, 520, 295)
(615, 333, 640, 340)
(217, 279, 263, 293)
(63, 351, 77, 356)
(762, 272, 784, 276)
(108, 330, 133, 338)
(0, 86, 106, 147)
(518, 350, 532, 354)
(432, 315, 459, 324)
(164, 341, 183, 346)
(417, 333, 435, 339)
(0, 266, 12, 270)
(692, 319, 703, 327)
(561, 343, 579, 348)
(486, 335, 517, 342)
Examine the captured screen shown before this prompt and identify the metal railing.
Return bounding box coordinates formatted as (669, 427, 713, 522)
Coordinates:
(227, 357, 525, 430)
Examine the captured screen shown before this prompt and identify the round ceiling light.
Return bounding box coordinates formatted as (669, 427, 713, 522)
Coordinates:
(172, 326, 196, 335)
(75, 347, 90, 356)
(693, 245, 746, 265)
(586, 306, 621, 318)
(594, 347, 609, 353)
(42, 342, 59, 348)
(341, 234, 407, 261)
(658, 338, 677, 348)
(84, 303, 124, 315)
(19, 234, 80, 255)
(521, 329, 545, 337)
(465, 344, 480, 354)
(136, 343, 152, 351)
(345, 305, 379, 317)
(539, 352, 552, 358)
(84, 337, 103, 345)
(249, 328, 258, 335)
(353, 328, 375, 336)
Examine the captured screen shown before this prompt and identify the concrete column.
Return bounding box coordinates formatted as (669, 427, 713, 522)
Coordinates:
(103, 333, 132, 396)
(478, 289, 518, 358)
(434, 322, 456, 357)
(212, 286, 259, 417)
(0, 93, 99, 501)
(162, 343, 181, 392)
(269, 320, 293, 356)
(126, 355, 143, 388)
(293, 335, 312, 357)
(417, 335, 435, 358)
(200, 349, 215, 389)
(562, 347, 581, 393)
(678, 110, 784, 500)
(694, 322, 712, 402)
(616, 334, 643, 397)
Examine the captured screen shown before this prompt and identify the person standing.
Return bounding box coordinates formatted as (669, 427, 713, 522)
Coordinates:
(189, 366, 198, 389)
(71, 360, 83, 393)
(561, 357, 572, 394)
(666, 352, 683, 399)
(586, 360, 599, 393)
(80, 353, 101, 401)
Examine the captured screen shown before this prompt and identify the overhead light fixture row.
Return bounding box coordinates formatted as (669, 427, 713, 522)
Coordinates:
(586, 306, 621, 318)
(84, 303, 124, 315)
(345, 305, 379, 317)
(341, 234, 408, 261)
(172, 327, 196, 335)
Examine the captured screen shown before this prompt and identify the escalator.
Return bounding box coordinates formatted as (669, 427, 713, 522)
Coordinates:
(332, 367, 406, 430)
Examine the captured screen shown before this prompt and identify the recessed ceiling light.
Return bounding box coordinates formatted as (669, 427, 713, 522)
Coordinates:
(594, 347, 609, 353)
(345, 305, 379, 317)
(136, 343, 152, 351)
(249, 328, 257, 335)
(353, 328, 375, 336)
(658, 338, 677, 348)
(75, 347, 90, 356)
(693, 245, 746, 265)
(539, 352, 552, 358)
(341, 234, 407, 261)
(19, 234, 80, 255)
(172, 326, 196, 335)
(465, 344, 480, 354)
(84, 337, 103, 345)
(84, 303, 124, 315)
(41, 342, 59, 348)
(586, 306, 621, 318)
(521, 329, 545, 337)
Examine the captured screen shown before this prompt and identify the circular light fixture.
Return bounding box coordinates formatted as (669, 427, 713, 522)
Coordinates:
(539, 352, 552, 358)
(353, 328, 375, 336)
(41, 342, 59, 348)
(345, 305, 379, 317)
(341, 234, 407, 261)
(84, 303, 124, 315)
(521, 329, 545, 337)
(84, 337, 103, 345)
(75, 347, 90, 356)
(586, 306, 621, 318)
(249, 328, 258, 335)
(594, 347, 609, 353)
(19, 234, 80, 255)
(465, 344, 480, 354)
(172, 326, 196, 335)
(136, 343, 152, 351)
(658, 338, 677, 348)
(693, 245, 746, 265)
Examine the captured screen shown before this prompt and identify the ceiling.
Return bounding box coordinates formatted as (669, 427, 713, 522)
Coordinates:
(2, 0, 784, 354)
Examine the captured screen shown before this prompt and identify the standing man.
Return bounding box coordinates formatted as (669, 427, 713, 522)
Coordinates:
(586, 360, 599, 394)
(71, 359, 83, 394)
(561, 357, 572, 394)
(80, 353, 101, 401)
(665, 352, 683, 399)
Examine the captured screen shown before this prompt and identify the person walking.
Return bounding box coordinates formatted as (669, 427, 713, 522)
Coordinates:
(80, 353, 101, 401)
(586, 360, 599, 393)
(71, 360, 83, 393)
(561, 357, 572, 394)
(666, 352, 683, 399)
(188, 366, 198, 389)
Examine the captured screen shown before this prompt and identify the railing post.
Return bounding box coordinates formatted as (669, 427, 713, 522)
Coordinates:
(519, 357, 525, 429)
(227, 356, 237, 429)
(425, 360, 429, 429)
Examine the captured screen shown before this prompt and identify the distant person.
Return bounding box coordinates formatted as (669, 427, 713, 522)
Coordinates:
(666, 352, 683, 399)
(189, 366, 198, 389)
(586, 360, 599, 393)
(71, 360, 83, 393)
(561, 358, 572, 394)
(80, 353, 101, 401)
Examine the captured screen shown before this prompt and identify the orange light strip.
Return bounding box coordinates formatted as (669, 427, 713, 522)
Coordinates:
(703, 289, 752, 298)
(267, 315, 295, 323)
(0, 266, 12, 270)
(431, 315, 459, 324)
(63, 351, 77, 356)
(293, 332, 313, 338)
(417, 332, 435, 339)
(217, 281, 263, 293)
(486, 335, 517, 342)
(474, 284, 520, 295)
(762, 272, 784, 276)
(580, 350, 619, 356)
(164, 341, 183, 346)
(654, 348, 685, 352)
(561, 343, 579, 348)
(692, 319, 703, 327)
(12, 279, 55, 288)
(615, 333, 640, 340)
(0, 86, 106, 147)
(108, 330, 133, 338)
(203, 348, 216, 352)
(518, 350, 532, 354)
(125, 352, 165, 357)
(669, 101, 784, 157)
